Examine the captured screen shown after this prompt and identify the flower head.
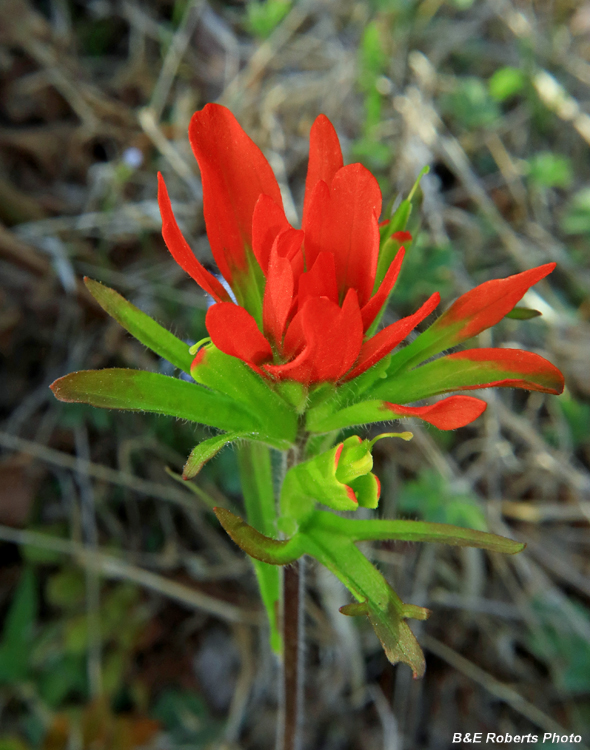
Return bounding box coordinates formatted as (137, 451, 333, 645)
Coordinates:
(159, 104, 564, 431)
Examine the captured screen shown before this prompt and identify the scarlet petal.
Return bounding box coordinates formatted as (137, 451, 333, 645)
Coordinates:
(206, 303, 273, 365)
(158, 174, 231, 303)
(266, 289, 364, 384)
(252, 194, 292, 274)
(297, 252, 339, 309)
(263, 244, 294, 347)
(189, 104, 284, 281)
(302, 114, 343, 227)
(345, 292, 440, 381)
(303, 165, 382, 306)
(361, 248, 405, 330)
(435, 263, 557, 342)
(385, 396, 487, 430)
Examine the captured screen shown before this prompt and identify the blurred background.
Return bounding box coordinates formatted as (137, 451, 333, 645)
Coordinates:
(1, 0, 590, 748)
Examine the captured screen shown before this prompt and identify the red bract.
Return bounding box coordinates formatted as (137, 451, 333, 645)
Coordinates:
(159, 104, 564, 417)
(159, 104, 438, 385)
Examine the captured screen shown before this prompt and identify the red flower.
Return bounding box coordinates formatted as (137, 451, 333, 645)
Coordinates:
(159, 105, 438, 385)
(159, 104, 563, 428)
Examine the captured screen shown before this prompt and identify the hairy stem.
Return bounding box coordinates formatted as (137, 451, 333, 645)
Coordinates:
(280, 558, 305, 750)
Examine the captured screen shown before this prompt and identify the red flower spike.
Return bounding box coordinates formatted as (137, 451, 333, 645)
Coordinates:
(303, 164, 382, 306)
(434, 263, 556, 343)
(252, 194, 292, 274)
(303, 114, 344, 227)
(206, 303, 273, 365)
(385, 396, 487, 431)
(346, 292, 440, 381)
(446, 348, 564, 394)
(263, 245, 294, 347)
(158, 174, 231, 303)
(189, 104, 284, 281)
(361, 248, 405, 330)
(265, 289, 364, 384)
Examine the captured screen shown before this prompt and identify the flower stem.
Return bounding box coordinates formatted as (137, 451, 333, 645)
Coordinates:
(280, 557, 305, 750)
(278, 435, 307, 750)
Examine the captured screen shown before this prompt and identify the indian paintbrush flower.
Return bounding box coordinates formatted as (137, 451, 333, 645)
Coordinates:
(50, 103, 565, 678)
(159, 103, 563, 433)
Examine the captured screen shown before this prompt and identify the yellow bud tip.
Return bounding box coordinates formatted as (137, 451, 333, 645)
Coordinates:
(369, 431, 414, 448)
(189, 337, 212, 355)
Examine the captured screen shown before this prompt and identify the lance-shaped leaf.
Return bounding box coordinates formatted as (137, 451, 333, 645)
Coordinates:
(301, 522, 428, 677)
(183, 432, 246, 479)
(237, 443, 282, 653)
(84, 278, 194, 375)
(191, 344, 297, 447)
(308, 511, 525, 555)
(51, 369, 261, 433)
(308, 395, 487, 433)
(370, 348, 564, 404)
(213, 508, 428, 676)
(213, 507, 304, 565)
(388, 263, 557, 376)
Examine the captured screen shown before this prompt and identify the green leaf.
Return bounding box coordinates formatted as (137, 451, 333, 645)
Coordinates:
(191, 345, 297, 447)
(51, 369, 262, 433)
(0, 567, 37, 684)
(505, 307, 542, 320)
(237, 443, 281, 653)
(213, 507, 304, 565)
(307, 398, 394, 433)
(183, 432, 246, 479)
(84, 278, 193, 374)
(309, 511, 524, 554)
(214, 506, 524, 677)
(301, 522, 428, 677)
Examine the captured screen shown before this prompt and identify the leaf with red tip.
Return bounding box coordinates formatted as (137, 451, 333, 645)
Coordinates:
(303, 165, 382, 306)
(206, 303, 273, 365)
(307, 395, 485, 433)
(371, 347, 565, 404)
(158, 174, 231, 303)
(189, 104, 284, 281)
(345, 292, 440, 381)
(389, 263, 557, 374)
(361, 248, 405, 330)
(50, 369, 259, 432)
(266, 289, 364, 384)
(252, 194, 292, 274)
(263, 245, 294, 347)
(303, 114, 343, 226)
